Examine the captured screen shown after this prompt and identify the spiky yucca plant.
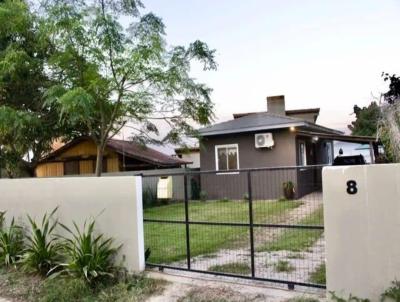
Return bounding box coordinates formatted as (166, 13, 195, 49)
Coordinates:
(0, 217, 24, 267)
(57, 220, 121, 285)
(22, 208, 62, 275)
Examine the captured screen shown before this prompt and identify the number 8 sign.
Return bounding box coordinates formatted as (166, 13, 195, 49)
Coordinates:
(346, 180, 358, 195)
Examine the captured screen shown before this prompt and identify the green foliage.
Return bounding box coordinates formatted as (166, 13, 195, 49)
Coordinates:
(0, 0, 72, 177)
(21, 208, 61, 276)
(348, 102, 380, 137)
(257, 207, 323, 252)
(199, 190, 207, 202)
(208, 262, 251, 275)
(274, 260, 295, 273)
(283, 181, 295, 200)
(330, 292, 370, 302)
(309, 264, 326, 285)
(380, 280, 400, 302)
(0, 217, 24, 267)
(42, 0, 217, 175)
(58, 220, 121, 284)
(0, 267, 165, 302)
(190, 178, 200, 200)
(142, 187, 158, 208)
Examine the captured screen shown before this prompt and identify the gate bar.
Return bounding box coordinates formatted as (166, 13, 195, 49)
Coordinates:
(183, 174, 191, 270)
(247, 171, 255, 278)
(146, 263, 326, 289)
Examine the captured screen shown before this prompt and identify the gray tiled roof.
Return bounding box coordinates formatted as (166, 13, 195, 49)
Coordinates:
(199, 112, 342, 136)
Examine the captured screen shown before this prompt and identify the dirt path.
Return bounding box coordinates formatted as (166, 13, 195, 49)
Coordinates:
(147, 271, 326, 302)
(157, 192, 325, 288)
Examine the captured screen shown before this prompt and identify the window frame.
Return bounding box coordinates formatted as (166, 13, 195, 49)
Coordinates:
(214, 143, 240, 173)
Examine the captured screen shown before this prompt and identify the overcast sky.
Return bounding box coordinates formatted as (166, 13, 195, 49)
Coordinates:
(143, 0, 400, 133)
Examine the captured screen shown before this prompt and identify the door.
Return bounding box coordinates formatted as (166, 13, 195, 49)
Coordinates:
(64, 160, 80, 175)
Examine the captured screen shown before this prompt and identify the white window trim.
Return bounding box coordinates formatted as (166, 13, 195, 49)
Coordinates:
(215, 144, 240, 174)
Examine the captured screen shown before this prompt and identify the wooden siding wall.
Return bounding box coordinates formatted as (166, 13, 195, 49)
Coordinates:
(36, 140, 120, 177)
(36, 163, 64, 177)
(79, 160, 94, 174)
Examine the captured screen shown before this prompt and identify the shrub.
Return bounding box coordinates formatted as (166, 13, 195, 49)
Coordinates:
(57, 220, 121, 284)
(220, 197, 230, 203)
(21, 208, 62, 276)
(381, 280, 400, 302)
(190, 178, 200, 200)
(0, 211, 5, 230)
(243, 193, 249, 201)
(0, 217, 24, 267)
(143, 187, 158, 208)
(199, 190, 207, 202)
(283, 181, 295, 200)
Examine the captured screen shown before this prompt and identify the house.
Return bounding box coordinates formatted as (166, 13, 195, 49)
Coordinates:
(198, 95, 379, 199)
(174, 147, 200, 168)
(35, 137, 189, 177)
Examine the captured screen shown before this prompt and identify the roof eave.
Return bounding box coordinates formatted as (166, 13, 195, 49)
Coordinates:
(198, 122, 306, 136)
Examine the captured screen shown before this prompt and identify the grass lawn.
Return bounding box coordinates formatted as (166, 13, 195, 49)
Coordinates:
(274, 260, 295, 273)
(144, 200, 302, 263)
(309, 263, 326, 285)
(0, 268, 165, 302)
(256, 206, 324, 252)
(208, 262, 251, 275)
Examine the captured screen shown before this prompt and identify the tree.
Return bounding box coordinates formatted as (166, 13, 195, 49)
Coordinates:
(0, 0, 76, 177)
(348, 102, 380, 137)
(379, 73, 400, 162)
(44, 0, 217, 176)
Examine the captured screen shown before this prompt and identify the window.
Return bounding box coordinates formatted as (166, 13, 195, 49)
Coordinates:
(298, 141, 307, 166)
(215, 144, 239, 171)
(64, 160, 80, 175)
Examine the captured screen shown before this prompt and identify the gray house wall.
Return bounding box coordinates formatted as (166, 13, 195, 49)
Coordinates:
(199, 129, 299, 200)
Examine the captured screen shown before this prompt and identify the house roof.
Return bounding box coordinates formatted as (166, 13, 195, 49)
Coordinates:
(296, 130, 378, 144)
(107, 139, 190, 166)
(41, 137, 190, 167)
(232, 108, 320, 119)
(198, 112, 343, 136)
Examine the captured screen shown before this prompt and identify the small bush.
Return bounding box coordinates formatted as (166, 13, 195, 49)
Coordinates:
(0, 211, 5, 230)
(190, 178, 200, 200)
(220, 197, 230, 202)
(243, 193, 249, 201)
(143, 187, 158, 208)
(22, 208, 62, 276)
(283, 181, 295, 200)
(58, 220, 121, 284)
(0, 217, 24, 267)
(381, 280, 400, 302)
(274, 260, 295, 273)
(199, 190, 207, 202)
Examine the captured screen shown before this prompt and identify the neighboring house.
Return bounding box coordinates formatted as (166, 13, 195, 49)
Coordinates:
(198, 95, 379, 199)
(35, 137, 189, 177)
(174, 147, 200, 168)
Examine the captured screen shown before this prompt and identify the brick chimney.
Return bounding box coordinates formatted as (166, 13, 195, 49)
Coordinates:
(267, 95, 286, 116)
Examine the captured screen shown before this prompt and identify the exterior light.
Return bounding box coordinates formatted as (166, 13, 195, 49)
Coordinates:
(290, 126, 295, 132)
(312, 136, 319, 142)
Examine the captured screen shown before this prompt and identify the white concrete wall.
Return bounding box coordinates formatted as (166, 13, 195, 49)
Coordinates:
(0, 176, 144, 273)
(323, 164, 400, 301)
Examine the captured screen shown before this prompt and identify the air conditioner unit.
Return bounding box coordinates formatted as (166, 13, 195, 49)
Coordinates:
(255, 133, 274, 148)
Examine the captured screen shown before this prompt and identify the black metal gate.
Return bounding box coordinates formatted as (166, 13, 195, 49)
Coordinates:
(143, 165, 325, 289)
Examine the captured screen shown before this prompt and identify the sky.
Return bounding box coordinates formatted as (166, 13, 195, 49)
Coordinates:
(142, 0, 400, 133)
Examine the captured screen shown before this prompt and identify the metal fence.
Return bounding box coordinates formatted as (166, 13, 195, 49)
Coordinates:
(143, 165, 326, 289)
